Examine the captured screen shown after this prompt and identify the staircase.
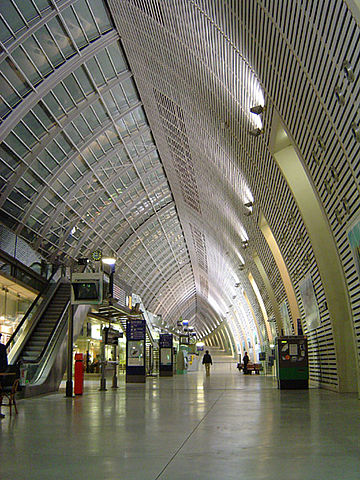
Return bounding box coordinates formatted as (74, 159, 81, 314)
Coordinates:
(19, 283, 71, 363)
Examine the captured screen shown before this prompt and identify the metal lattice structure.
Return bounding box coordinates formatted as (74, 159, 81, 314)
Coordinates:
(1, 0, 360, 391)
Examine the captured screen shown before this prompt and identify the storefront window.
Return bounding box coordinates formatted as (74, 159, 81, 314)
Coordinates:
(0, 279, 37, 343)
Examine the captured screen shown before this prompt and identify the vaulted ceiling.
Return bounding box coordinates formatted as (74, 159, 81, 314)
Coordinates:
(1, 0, 360, 390)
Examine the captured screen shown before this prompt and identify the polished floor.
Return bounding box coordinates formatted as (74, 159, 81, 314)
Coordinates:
(1, 360, 360, 480)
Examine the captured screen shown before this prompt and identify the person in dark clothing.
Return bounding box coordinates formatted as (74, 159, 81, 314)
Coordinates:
(0, 333, 8, 419)
(243, 351, 249, 374)
(0, 333, 8, 373)
(202, 350, 213, 376)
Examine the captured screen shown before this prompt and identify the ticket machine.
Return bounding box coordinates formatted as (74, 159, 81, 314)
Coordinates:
(275, 336, 308, 389)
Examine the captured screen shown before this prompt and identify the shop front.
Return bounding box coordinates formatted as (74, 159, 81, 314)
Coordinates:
(0, 274, 37, 344)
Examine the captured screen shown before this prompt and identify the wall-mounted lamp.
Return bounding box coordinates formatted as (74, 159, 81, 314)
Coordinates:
(250, 105, 266, 115)
(342, 61, 354, 82)
(249, 128, 263, 137)
(351, 122, 360, 142)
(334, 86, 345, 105)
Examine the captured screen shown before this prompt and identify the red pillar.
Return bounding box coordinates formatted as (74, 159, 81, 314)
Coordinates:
(74, 353, 84, 395)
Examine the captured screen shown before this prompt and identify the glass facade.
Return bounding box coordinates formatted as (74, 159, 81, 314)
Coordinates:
(0, 0, 193, 330)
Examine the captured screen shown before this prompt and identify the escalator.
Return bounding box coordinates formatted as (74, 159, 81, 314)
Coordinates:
(19, 282, 70, 363)
(8, 278, 89, 397)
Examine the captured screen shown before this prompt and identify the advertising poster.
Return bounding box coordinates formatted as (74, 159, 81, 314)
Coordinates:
(126, 319, 146, 371)
(279, 300, 293, 335)
(348, 217, 360, 280)
(160, 348, 172, 365)
(299, 274, 320, 331)
(128, 340, 144, 366)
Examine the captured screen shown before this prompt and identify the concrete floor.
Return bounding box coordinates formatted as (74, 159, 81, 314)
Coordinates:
(1, 361, 359, 480)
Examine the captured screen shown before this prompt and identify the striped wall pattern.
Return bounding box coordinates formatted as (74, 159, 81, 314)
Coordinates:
(109, 0, 360, 389)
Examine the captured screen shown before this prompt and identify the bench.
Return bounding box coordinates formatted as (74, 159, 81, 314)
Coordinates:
(237, 363, 263, 374)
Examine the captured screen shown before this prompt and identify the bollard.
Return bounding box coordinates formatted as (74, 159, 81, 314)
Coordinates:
(74, 353, 84, 395)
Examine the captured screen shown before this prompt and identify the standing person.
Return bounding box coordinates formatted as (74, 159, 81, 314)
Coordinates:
(0, 333, 8, 419)
(243, 351, 249, 374)
(0, 333, 8, 373)
(202, 350, 213, 376)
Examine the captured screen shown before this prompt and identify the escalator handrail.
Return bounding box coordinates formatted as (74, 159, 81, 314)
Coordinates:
(6, 267, 60, 350)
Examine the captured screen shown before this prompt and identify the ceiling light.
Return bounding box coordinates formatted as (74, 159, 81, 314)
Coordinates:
(102, 257, 116, 265)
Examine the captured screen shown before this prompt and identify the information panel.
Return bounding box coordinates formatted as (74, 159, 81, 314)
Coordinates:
(159, 334, 173, 349)
(126, 319, 146, 383)
(159, 334, 173, 376)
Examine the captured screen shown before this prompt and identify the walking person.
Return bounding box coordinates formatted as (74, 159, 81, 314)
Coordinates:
(242, 351, 249, 374)
(202, 350, 213, 376)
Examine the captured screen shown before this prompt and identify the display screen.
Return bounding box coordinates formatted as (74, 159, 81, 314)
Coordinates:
(73, 282, 99, 300)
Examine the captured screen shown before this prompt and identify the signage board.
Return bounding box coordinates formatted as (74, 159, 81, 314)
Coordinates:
(126, 319, 146, 383)
(159, 333, 173, 376)
(159, 334, 173, 348)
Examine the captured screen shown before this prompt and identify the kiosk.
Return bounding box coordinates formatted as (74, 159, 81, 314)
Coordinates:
(159, 334, 173, 377)
(275, 336, 308, 389)
(126, 319, 146, 383)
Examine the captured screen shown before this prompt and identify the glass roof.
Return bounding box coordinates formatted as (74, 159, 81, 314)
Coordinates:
(0, 0, 195, 328)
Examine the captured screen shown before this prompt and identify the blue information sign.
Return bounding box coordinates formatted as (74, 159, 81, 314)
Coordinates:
(159, 334, 173, 348)
(127, 319, 146, 340)
(126, 319, 146, 383)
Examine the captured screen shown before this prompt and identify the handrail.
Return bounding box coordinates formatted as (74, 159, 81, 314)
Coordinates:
(6, 267, 59, 351)
(0, 248, 49, 287)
